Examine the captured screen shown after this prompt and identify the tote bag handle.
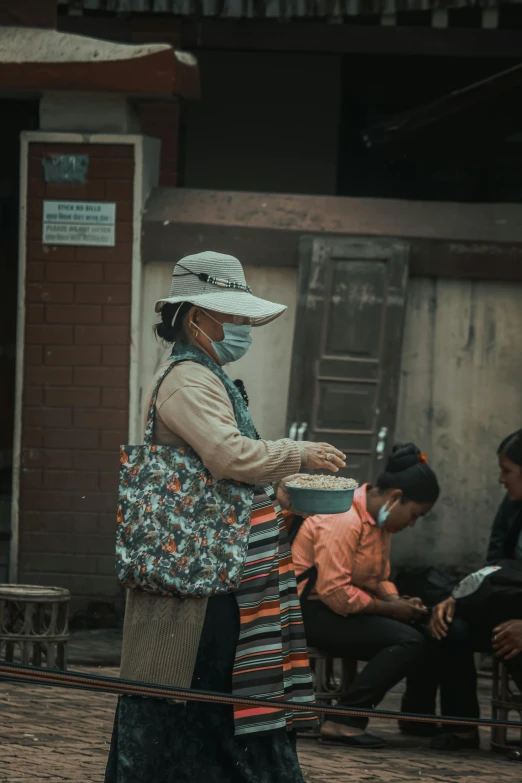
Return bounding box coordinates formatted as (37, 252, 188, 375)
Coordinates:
(143, 361, 179, 446)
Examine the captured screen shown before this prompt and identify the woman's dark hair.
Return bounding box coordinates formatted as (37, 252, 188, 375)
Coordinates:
(153, 302, 193, 344)
(376, 443, 440, 505)
(498, 429, 522, 468)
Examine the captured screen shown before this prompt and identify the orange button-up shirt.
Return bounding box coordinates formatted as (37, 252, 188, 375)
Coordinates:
(291, 484, 398, 616)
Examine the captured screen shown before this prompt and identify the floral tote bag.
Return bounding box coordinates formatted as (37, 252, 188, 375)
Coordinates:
(116, 349, 255, 598)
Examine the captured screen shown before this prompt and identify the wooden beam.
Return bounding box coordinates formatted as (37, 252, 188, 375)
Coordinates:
(141, 190, 522, 281)
(410, 240, 522, 281)
(143, 222, 301, 268)
(142, 223, 522, 281)
(181, 20, 522, 58)
(364, 63, 522, 149)
(143, 188, 522, 243)
(57, 16, 522, 59)
(142, 220, 522, 281)
(1, 0, 56, 29)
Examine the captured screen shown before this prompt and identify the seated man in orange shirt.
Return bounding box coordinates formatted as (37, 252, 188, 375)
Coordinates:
(284, 443, 440, 749)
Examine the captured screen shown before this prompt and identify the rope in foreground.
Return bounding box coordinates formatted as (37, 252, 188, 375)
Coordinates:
(1, 661, 521, 731)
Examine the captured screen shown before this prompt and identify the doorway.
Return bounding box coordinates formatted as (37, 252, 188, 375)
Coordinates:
(0, 98, 39, 580)
(286, 235, 409, 484)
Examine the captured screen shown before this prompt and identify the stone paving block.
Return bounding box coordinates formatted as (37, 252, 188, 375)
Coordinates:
(1, 667, 522, 781)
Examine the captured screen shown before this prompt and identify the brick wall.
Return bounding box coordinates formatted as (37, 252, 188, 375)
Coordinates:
(138, 102, 181, 187)
(18, 141, 134, 617)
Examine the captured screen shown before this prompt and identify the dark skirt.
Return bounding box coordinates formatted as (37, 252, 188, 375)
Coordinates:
(104, 594, 305, 783)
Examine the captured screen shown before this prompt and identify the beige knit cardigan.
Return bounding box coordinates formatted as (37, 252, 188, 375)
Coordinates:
(119, 360, 305, 689)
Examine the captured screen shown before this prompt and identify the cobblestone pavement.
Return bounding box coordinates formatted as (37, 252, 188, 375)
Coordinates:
(0, 668, 520, 782)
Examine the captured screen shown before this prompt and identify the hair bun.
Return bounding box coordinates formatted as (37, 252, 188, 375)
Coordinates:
(385, 443, 422, 473)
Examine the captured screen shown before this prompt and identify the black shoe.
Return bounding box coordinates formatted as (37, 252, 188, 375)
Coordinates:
(399, 719, 440, 738)
(319, 732, 386, 749)
(430, 733, 480, 751)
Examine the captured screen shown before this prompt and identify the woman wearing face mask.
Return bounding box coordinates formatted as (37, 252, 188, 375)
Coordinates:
(401, 428, 522, 752)
(105, 251, 346, 783)
(287, 443, 440, 749)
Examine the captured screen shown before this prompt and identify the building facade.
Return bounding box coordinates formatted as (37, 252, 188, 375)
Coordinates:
(2, 0, 522, 621)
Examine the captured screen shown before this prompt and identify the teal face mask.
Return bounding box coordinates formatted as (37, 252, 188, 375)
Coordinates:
(377, 504, 390, 528)
(211, 321, 252, 364)
(192, 312, 253, 364)
(377, 498, 399, 528)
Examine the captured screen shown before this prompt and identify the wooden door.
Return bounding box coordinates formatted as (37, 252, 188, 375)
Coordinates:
(287, 236, 409, 484)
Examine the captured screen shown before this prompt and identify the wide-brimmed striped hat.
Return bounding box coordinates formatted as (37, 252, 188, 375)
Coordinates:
(154, 251, 286, 326)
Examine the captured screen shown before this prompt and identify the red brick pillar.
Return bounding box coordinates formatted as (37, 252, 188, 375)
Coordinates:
(18, 140, 135, 617)
(138, 102, 181, 187)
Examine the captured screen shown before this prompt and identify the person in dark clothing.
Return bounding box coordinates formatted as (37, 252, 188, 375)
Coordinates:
(401, 429, 522, 751)
(486, 495, 522, 564)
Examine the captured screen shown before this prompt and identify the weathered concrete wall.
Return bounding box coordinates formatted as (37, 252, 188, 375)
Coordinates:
(40, 92, 140, 134)
(393, 278, 522, 570)
(139, 265, 522, 570)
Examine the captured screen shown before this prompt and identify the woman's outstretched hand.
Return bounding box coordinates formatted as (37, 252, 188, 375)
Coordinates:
(301, 442, 346, 473)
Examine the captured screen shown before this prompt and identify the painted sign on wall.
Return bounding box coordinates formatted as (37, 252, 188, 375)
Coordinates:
(42, 155, 89, 184)
(42, 200, 116, 247)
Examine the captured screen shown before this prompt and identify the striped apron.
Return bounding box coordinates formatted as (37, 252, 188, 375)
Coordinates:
(232, 488, 317, 736)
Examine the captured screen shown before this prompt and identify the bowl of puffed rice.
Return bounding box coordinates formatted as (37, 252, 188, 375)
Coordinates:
(285, 474, 358, 515)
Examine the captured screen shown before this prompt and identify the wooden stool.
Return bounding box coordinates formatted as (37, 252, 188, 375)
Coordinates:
(302, 647, 358, 736)
(491, 657, 522, 752)
(0, 584, 70, 669)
